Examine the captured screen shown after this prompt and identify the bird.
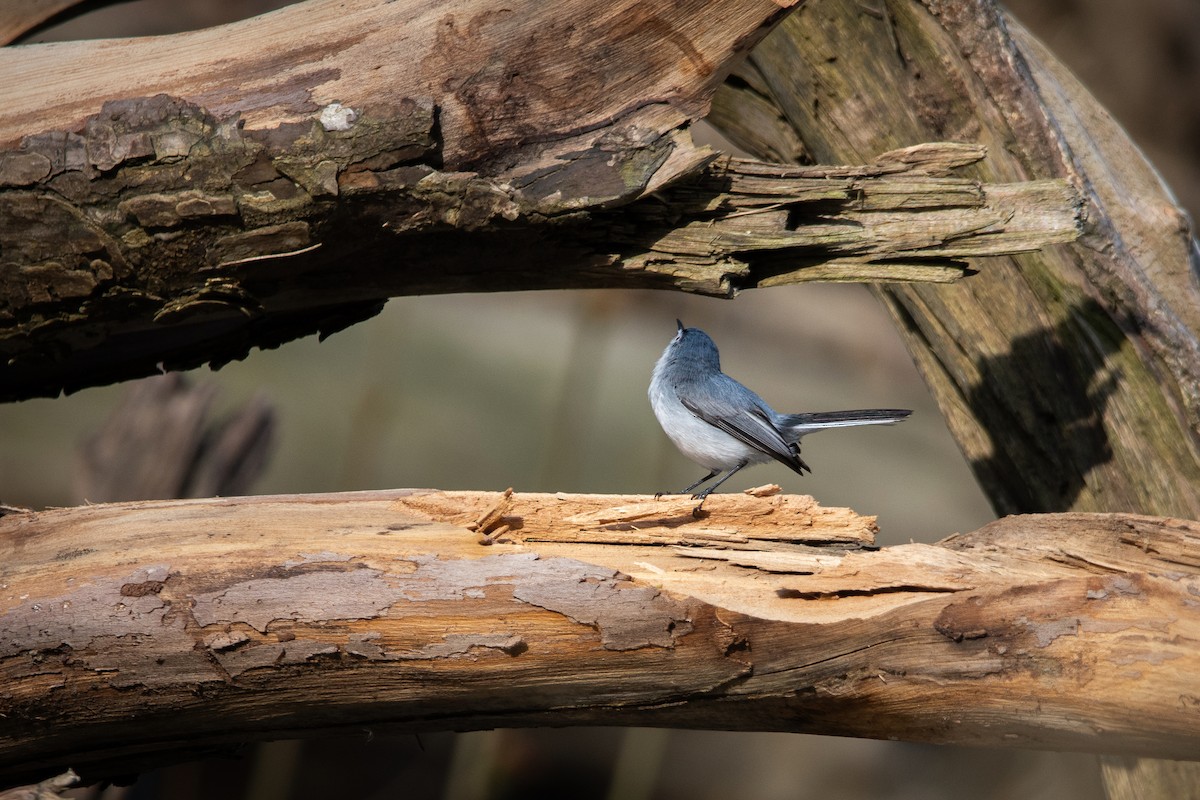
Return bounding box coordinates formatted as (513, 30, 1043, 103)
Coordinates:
(649, 320, 911, 514)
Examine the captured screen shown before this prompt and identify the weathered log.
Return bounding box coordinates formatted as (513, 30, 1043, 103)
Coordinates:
(0, 0, 1081, 402)
(710, 0, 1200, 519)
(3, 489, 1199, 788)
(707, 2, 1200, 794)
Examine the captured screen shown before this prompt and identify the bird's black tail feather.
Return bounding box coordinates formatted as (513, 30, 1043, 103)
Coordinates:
(781, 409, 912, 433)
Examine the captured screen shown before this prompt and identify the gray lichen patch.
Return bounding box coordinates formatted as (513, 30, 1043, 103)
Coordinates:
(399, 552, 694, 650)
(119, 190, 238, 228)
(318, 103, 358, 132)
(0, 565, 219, 689)
(401, 633, 528, 660)
(190, 567, 401, 633)
(71, 95, 250, 179)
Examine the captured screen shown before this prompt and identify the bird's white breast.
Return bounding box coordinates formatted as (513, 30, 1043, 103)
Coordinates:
(649, 366, 765, 471)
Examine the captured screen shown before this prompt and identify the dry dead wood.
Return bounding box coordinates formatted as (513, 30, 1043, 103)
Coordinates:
(707, 6, 1200, 792)
(711, 1, 1200, 519)
(74, 373, 275, 502)
(0, 0, 82, 45)
(3, 489, 1199, 787)
(0, 0, 1080, 401)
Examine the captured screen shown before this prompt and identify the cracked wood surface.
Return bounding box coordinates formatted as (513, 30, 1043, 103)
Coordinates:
(0, 0, 1082, 402)
(711, 1, 1200, 520)
(3, 489, 1199, 787)
(707, 6, 1200, 792)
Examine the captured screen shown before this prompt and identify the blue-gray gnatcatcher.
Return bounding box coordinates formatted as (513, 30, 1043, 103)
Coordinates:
(650, 320, 911, 513)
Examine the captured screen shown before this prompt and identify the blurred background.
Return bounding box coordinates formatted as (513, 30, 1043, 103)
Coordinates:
(4, 0, 1198, 797)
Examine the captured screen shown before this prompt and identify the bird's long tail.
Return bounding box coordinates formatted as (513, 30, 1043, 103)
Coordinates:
(781, 408, 912, 436)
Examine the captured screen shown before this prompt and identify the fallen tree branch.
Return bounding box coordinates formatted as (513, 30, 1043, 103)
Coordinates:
(709, 10, 1200, 793)
(0, 0, 1081, 402)
(3, 489, 1198, 788)
(710, 1, 1200, 519)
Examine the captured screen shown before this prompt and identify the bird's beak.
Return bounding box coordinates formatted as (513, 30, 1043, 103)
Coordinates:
(676, 319, 684, 333)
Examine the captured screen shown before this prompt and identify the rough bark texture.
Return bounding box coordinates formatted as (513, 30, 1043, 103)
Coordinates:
(711, 0, 1200, 520)
(0, 0, 1082, 402)
(2, 489, 1199, 789)
(3, 0, 1196, 793)
(706, 1, 1200, 794)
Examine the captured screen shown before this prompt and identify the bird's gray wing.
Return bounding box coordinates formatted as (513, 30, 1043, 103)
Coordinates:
(677, 382, 811, 475)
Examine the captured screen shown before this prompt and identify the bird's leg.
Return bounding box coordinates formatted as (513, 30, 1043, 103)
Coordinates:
(679, 469, 720, 495)
(656, 469, 718, 499)
(691, 461, 747, 517)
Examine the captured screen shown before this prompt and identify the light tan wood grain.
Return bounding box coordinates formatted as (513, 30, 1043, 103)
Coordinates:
(3, 491, 1199, 787)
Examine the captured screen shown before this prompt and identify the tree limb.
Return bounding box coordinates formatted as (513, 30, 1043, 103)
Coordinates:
(73, 373, 275, 502)
(0, 0, 1081, 402)
(710, 0, 1200, 520)
(3, 489, 1199, 788)
(707, 3, 1200, 794)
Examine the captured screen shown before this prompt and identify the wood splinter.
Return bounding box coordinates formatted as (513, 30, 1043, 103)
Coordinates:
(3, 489, 1200, 787)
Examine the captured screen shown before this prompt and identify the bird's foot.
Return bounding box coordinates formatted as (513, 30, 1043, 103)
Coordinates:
(690, 490, 713, 518)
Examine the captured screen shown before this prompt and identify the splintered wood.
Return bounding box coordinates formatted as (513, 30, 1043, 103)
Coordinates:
(4, 488, 1200, 787)
(0, 0, 1083, 403)
(389, 489, 878, 549)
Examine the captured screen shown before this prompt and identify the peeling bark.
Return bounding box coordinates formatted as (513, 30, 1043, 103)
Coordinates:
(3, 490, 1199, 787)
(706, 3, 1200, 794)
(710, 0, 1200, 519)
(2, 0, 1195, 793)
(0, 0, 1080, 402)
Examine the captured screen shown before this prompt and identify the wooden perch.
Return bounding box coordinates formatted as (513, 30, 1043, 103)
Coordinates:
(0, 0, 1081, 402)
(3, 489, 1199, 788)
